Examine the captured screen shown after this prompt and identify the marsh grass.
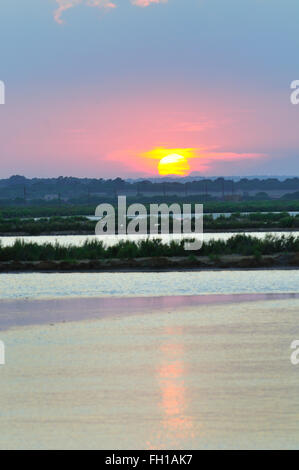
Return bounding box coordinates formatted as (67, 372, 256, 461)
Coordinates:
(0, 234, 299, 262)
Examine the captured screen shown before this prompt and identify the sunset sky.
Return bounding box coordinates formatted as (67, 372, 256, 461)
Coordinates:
(0, 0, 299, 178)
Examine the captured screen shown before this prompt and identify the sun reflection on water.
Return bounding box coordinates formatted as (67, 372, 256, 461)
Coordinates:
(147, 327, 197, 449)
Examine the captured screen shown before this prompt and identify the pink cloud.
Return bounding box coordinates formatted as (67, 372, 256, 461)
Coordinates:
(54, 0, 116, 25)
(187, 151, 268, 174)
(54, 0, 167, 24)
(168, 120, 216, 133)
(131, 0, 168, 6)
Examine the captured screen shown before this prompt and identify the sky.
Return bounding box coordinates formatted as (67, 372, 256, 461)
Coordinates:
(0, 0, 299, 178)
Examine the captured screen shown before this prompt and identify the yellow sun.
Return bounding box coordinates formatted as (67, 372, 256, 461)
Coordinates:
(158, 153, 190, 176)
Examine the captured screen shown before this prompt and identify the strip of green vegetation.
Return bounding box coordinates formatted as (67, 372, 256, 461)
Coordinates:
(0, 206, 95, 219)
(1, 234, 299, 262)
(0, 216, 95, 235)
(2, 198, 299, 219)
(1, 212, 299, 235)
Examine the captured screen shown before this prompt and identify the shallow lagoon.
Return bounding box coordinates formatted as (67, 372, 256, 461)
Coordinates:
(0, 269, 298, 300)
(1, 295, 299, 449)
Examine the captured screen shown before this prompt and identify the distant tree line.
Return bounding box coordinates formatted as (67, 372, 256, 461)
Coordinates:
(0, 175, 299, 203)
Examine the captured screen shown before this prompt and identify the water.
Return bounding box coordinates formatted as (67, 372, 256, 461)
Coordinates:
(29, 211, 299, 221)
(206, 211, 299, 219)
(1, 230, 299, 449)
(1, 296, 299, 449)
(0, 270, 299, 300)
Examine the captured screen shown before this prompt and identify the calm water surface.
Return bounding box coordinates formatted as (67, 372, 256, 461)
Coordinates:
(1, 297, 299, 449)
(0, 269, 299, 300)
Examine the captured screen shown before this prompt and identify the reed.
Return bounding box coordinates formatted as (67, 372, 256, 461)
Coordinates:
(0, 234, 298, 262)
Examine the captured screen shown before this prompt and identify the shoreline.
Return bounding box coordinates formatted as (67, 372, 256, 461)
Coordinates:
(1, 253, 299, 272)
